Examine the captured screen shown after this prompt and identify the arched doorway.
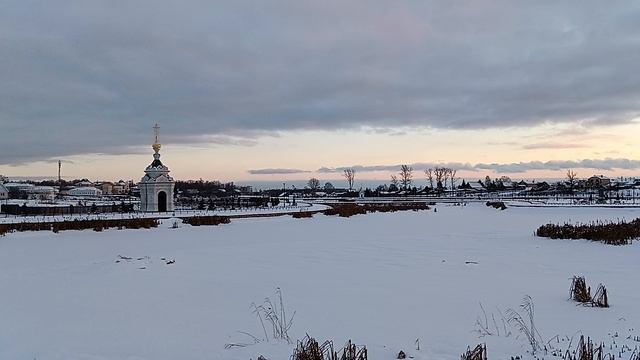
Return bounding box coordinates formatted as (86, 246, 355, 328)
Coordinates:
(157, 191, 167, 212)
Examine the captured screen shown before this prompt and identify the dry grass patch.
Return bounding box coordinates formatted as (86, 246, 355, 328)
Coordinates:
(461, 344, 487, 360)
(183, 215, 231, 226)
(570, 276, 609, 308)
(291, 335, 367, 360)
(324, 203, 430, 218)
(536, 219, 640, 245)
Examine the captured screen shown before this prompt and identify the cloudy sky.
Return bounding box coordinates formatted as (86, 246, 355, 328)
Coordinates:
(1, 0, 639, 183)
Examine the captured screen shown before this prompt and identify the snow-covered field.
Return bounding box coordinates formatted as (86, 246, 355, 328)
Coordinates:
(1, 204, 639, 360)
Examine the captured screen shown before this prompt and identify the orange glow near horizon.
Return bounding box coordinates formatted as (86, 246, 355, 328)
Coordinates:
(1, 121, 638, 183)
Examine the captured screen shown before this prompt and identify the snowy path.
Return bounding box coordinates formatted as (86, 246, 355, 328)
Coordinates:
(0, 204, 639, 359)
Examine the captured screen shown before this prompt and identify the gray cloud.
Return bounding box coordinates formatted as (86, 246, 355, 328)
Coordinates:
(318, 158, 640, 174)
(521, 142, 588, 150)
(318, 163, 479, 173)
(248, 168, 310, 175)
(1, 1, 640, 164)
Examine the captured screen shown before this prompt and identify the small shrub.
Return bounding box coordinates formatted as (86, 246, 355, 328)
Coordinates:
(340, 339, 367, 360)
(291, 336, 368, 360)
(592, 284, 609, 308)
(569, 276, 609, 308)
(486, 201, 507, 210)
(461, 344, 487, 360)
(563, 336, 603, 360)
(292, 336, 325, 360)
(570, 276, 591, 304)
(292, 212, 313, 219)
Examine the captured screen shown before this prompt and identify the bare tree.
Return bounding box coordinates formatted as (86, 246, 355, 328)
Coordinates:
(425, 168, 434, 189)
(390, 174, 399, 188)
(343, 168, 355, 191)
(434, 167, 448, 192)
(443, 169, 451, 190)
(566, 170, 578, 193)
(399, 165, 413, 190)
(449, 169, 458, 191)
(307, 178, 320, 191)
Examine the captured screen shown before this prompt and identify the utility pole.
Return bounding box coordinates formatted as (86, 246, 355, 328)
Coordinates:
(58, 160, 62, 198)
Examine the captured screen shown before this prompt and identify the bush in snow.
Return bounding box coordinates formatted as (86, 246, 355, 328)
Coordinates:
(291, 335, 367, 360)
(570, 276, 592, 304)
(460, 344, 487, 360)
(563, 335, 603, 360)
(486, 201, 507, 210)
(571, 277, 609, 308)
(292, 211, 313, 219)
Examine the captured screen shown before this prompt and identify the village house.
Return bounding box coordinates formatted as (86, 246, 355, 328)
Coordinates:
(96, 182, 114, 195)
(112, 180, 130, 195)
(586, 175, 611, 188)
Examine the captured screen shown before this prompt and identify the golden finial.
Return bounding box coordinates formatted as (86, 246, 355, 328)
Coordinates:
(152, 123, 162, 153)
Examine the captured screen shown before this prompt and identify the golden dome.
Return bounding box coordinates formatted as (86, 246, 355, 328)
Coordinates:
(152, 143, 162, 153)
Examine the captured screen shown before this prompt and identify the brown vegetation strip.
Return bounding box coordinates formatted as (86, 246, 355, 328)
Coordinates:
(182, 216, 231, 226)
(0, 218, 159, 236)
(324, 203, 430, 218)
(536, 218, 640, 245)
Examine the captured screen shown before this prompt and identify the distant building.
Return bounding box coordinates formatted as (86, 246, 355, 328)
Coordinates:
(28, 186, 56, 200)
(139, 124, 175, 212)
(468, 181, 486, 192)
(112, 180, 130, 195)
(75, 180, 95, 187)
(587, 175, 611, 188)
(68, 187, 103, 197)
(4, 182, 35, 193)
(3, 183, 55, 200)
(97, 182, 114, 195)
(0, 183, 8, 199)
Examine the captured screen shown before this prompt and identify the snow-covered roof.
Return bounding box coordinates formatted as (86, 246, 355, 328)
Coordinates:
(468, 182, 485, 190)
(4, 182, 35, 189)
(30, 186, 55, 193)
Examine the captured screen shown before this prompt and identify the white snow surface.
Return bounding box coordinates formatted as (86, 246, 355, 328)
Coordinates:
(1, 204, 639, 359)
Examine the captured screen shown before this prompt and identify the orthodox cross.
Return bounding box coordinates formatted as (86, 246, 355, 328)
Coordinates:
(153, 123, 160, 144)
